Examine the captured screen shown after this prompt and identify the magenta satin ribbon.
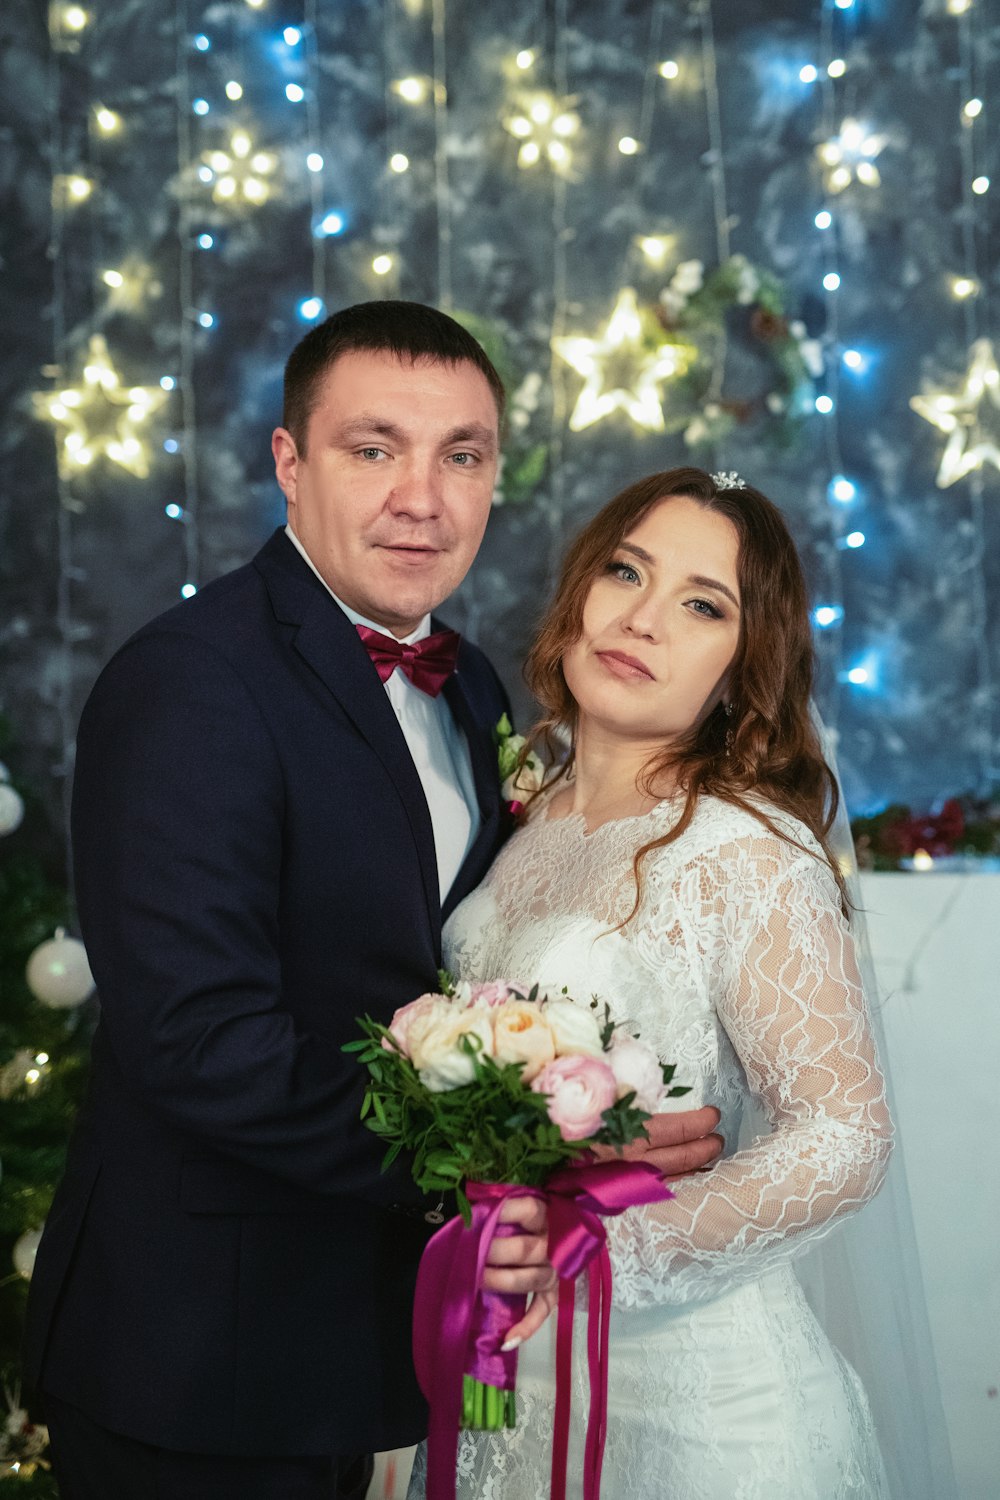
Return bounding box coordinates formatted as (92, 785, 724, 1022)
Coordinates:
(355, 624, 460, 697)
(412, 1161, 673, 1500)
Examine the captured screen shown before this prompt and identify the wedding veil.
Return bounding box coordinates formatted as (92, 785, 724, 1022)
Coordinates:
(797, 710, 958, 1500)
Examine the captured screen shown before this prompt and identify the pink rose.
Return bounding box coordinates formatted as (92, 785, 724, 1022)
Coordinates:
(531, 1054, 618, 1141)
(607, 1034, 666, 1112)
(468, 979, 530, 1008)
(382, 993, 445, 1056)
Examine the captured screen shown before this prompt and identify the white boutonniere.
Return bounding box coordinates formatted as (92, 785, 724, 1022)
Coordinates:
(494, 714, 545, 814)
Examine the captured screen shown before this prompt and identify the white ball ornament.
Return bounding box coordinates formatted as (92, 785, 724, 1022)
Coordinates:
(25, 927, 95, 1008)
(0, 781, 25, 836)
(13, 1227, 43, 1280)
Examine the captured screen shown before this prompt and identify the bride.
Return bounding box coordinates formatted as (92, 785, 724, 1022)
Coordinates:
(409, 466, 893, 1498)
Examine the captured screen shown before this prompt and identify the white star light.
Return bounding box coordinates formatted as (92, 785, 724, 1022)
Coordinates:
(553, 289, 689, 432)
(910, 338, 1000, 487)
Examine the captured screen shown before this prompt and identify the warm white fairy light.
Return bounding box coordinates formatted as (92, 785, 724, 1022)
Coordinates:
(827, 58, 846, 77)
(618, 136, 640, 155)
(201, 131, 278, 206)
(61, 5, 89, 30)
(553, 288, 690, 433)
(225, 81, 243, 101)
(389, 152, 410, 173)
(911, 339, 1000, 487)
(95, 106, 121, 134)
(818, 117, 886, 193)
(515, 49, 535, 70)
(638, 235, 671, 265)
(947, 0, 971, 13)
(971, 175, 989, 194)
(503, 92, 581, 174)
(393, 76, 429, 105)
(372, 254, 394, 275)
(658, 59, 679, 79)
(33, 334, 168, 479)
(101, 269, 124, 288)
(952, 277, 978, 298)
(963, 98, 983, 119)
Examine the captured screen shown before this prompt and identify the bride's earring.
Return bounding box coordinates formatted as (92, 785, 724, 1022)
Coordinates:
(723, 701, 734, 757)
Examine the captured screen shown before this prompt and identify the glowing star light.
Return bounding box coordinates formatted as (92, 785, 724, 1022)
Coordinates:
(553, 288, 689, 433)
(910, 339, 1000, 487)
(817, 117, 886, 194)
(33, 334, 168, 478)
(503, 92, 581, 175)
(201, 131, 278, 206)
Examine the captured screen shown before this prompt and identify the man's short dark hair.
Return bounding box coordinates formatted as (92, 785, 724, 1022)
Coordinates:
(282, 300, 506, 453)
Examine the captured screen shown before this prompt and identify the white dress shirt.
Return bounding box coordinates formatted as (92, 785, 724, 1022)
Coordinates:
(285, 526, 479, 899)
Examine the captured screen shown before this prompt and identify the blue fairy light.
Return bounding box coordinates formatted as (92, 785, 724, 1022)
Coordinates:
(829, 475, 856, 503)
(298, 297, 324, 321)
(823, 271, 841, 291)
(194, 33, 210, 51)
(286, 83, 305, 103)
(283, 26, 302, 46)
(198, 311, 215, 329)
(159, 376, 176, 391)
(799, 65, 818, 83)
(815, 210, 832, 230)
(315, 211, 346, 237)
(812, 605, 844, 629)
(845, 531, 866, 548)
(815, 394, 834, 414)
(165, 503, 184, 519)
(193, 99, 210, 116)
(181, 583, 198, 599)
(197, 233, 214, 249)
(163, 438, 179, 454)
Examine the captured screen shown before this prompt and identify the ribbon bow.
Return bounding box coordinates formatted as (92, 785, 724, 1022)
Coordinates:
(412, 1160, 673, 1500)
(356, 624, 460, 697)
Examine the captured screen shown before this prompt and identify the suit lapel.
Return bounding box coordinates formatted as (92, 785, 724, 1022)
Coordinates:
(441, 655, 505, 922)
(254, 532, 440, 940)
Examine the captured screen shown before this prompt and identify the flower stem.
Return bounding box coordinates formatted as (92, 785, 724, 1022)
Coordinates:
(461, 1376, 516, 1429)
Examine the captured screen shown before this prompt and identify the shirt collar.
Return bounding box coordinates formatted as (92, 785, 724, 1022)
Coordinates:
(284, 523, 431, 645)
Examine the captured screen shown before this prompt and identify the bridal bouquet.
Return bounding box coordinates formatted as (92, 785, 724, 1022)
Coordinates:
(347, 976, 687, 1499)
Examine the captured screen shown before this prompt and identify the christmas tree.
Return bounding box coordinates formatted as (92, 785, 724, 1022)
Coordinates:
(0, 721, 93, 1490)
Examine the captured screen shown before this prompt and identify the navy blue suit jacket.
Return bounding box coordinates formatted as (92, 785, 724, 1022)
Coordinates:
(24, 528, 511, 1456)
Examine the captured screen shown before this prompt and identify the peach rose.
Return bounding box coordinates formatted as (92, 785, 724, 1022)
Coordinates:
(531, 1054, 618, 1141)
(407, 1004, 495, 1092)
(492, 1000, 556, 1082)
(382, 993, 446, 1056)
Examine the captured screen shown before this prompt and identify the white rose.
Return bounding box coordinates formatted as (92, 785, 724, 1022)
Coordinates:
(501, 751, 545, 804)
(607, 1034, 666, 1112)
(543, 997, 605, 1057)
(407, 1002, 495, 1092)
(493, 1000, 556, 1082)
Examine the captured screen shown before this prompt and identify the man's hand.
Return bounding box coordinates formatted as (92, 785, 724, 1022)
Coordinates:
(480, 1194, 557, 1350)
(591, 1105, 723, 1178)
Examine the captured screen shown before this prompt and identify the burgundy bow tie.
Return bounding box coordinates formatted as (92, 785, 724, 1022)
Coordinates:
(356, 624, 460, 697)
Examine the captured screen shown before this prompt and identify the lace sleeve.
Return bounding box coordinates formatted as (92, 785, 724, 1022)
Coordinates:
(606, 839, 894, 1308)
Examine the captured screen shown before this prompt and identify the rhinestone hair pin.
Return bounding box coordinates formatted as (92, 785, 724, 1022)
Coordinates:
(710, 470, 747, 489)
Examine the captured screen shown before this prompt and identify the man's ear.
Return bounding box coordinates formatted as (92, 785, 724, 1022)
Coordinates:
(271, 427, 299, 503)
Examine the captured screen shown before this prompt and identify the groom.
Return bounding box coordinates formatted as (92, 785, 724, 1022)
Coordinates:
(25, 301, 722, 1498)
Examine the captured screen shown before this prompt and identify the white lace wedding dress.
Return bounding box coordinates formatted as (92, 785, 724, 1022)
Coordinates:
(408, 792, 893, 1500)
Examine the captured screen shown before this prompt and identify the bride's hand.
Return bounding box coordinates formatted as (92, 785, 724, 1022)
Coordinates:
(589, 1105, 724, 1178)
(481, 1194, 558, 1347)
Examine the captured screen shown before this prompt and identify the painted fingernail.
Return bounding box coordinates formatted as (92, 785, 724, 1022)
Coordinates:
(500, 1336, 522, 1352)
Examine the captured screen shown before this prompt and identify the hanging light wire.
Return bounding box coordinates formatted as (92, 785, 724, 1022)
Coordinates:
(175, 0, 201, 596)
(430, 0, 452, 308)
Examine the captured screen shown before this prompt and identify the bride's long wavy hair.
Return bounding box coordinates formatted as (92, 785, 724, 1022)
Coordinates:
(522, 467, 849, 922)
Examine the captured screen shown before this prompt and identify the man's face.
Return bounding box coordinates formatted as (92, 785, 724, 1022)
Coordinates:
(272, 350, 499, 636)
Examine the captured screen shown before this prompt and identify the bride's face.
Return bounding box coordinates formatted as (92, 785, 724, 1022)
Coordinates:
(562, 495, 741, 746)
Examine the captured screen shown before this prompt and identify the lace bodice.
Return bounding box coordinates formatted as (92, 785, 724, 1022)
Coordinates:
(444, 792, 894, 1308)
